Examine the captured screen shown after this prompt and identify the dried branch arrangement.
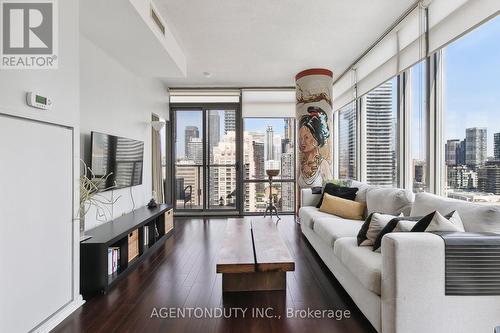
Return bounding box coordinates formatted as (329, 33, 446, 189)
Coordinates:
(79, 160, 121, 222)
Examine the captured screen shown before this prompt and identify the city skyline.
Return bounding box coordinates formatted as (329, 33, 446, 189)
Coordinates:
(443, 14, 500, 157)
(175, 112, 290, 159)
(175, 111, 295, 211)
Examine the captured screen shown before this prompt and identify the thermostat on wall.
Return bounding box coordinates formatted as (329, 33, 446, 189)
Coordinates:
(26, 92, 53, 110)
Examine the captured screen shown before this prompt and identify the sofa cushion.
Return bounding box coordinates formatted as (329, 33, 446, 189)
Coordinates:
(319, 194, 366, 220)
(411, 192, 500, 233)
(313, 217, 364, 247)
(299, 206, 339, 230)
(366, 187, 414, 216)
(316, 183, 358, 208)
(334, 237, 382, 295)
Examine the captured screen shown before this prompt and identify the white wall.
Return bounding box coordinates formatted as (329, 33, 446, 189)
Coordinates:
(80, 34, 169, 230)
(0, 0, 82, 332)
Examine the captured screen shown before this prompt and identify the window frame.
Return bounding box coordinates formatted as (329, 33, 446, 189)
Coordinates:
(337, 101, 358, 180)
(242, 117, 297, 215)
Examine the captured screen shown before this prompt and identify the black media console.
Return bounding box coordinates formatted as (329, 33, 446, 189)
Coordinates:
(80, 204, 173, 297)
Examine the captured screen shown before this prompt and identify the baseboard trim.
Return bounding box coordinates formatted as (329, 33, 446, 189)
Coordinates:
(33, 295, 85, 333)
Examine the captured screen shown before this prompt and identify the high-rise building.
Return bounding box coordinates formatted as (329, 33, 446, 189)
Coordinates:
(175, 160, 201, 207)
(211, 132, 239, 208)
(413, 160, 427, 192)
(494, 132, 500, 160)
(273, 134, 282, 159)
(466, 127, 487, 169)
(447, 165, 477, 190)
(252, 141, 265, 181)
(445, 139, 461, 166)
(224, 110, 236, 134)
(281, 152, 294, 211)
(339, 105, 357, 179)
(186, 137, 203, 164)
(281, 138, 290, 154)
(457, 139, 466, 165)
(208, 111, 220, 162)
(284, 118, 294, 149)
(478, 161, 500, 195)
(365, 81, 395, 186)
(265, 126, 274, 161)
(184, 126, 199, 157)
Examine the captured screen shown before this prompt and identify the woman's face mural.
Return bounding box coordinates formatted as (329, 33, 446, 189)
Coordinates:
(299, 106, 329, 155)
(299, 126, 317, 153)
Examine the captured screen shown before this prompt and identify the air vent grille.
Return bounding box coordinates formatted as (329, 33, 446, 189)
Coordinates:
(151, 6, 165, 35)
(445, 244, 500, 295)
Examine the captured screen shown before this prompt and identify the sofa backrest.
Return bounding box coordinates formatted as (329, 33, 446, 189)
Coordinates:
(366, 187, 414, 216)
(411, 192, 500, 233)
(300, 188, 321, 207)
(350, 180, 373, 203)
(350, 180, 414, 216)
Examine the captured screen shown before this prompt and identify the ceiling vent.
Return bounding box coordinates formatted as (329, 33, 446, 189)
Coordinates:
(150, 5, 165, 35)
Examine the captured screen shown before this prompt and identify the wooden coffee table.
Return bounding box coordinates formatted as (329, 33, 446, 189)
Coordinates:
(216, 218, 295, 292)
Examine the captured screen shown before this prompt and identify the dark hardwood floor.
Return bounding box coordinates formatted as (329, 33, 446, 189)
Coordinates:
(53, 216, 376, 333)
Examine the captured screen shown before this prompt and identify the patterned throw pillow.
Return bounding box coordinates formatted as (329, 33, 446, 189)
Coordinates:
(411, 210, 465, 232)
(357, 212, 403, 246)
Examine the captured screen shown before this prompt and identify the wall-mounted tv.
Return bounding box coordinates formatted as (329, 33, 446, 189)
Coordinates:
(90, 132, 144, 191)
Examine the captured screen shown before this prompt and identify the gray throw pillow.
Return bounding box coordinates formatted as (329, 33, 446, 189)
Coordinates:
(360, 212, 402, 246)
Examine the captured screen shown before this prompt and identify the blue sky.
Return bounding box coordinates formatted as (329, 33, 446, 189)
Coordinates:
(443, 14, 500, 156)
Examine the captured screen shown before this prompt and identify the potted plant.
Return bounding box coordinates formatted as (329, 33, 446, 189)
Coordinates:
(78, 160, 120, 240)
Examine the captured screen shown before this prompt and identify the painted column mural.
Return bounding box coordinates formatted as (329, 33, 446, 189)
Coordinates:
(296, 68, 333, 191)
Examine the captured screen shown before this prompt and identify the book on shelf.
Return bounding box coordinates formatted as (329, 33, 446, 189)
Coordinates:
(108, 246, 121, 276)
(144, 226, 149, 246)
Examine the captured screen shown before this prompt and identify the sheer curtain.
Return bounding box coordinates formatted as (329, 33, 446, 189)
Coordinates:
(152, 114, 165, 204)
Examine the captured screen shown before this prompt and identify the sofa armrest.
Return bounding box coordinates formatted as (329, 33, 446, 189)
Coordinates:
(300, 188, 321, 207)
(381, 233, 500, 333)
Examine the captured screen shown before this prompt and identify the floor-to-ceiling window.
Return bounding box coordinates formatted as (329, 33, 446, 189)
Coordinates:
(441, 15, 500, 203)
(172, 106, 241, 213)
(338, 102, 357, 179)
(174, 110, 204, 210)
(407, 60, 428, 193)
(243, 118, 295, 213)
(362, 77, 398, 186)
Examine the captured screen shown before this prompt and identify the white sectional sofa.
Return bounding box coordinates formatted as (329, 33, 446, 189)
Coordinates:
(299, 181, 500, 333)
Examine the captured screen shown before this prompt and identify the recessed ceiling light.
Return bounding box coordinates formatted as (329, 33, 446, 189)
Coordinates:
(203, 71, 212, 78)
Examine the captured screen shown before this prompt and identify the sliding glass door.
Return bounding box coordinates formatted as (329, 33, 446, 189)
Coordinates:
(174, 109, 204, 210)
(172, 106, 241, 214)
(207, 109, 238, 210)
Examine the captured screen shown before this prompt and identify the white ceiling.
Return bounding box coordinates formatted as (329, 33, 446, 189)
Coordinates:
(156, 0, 416, 87)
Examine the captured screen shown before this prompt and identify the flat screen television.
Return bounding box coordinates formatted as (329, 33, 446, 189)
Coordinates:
(90, 131, 144, 191)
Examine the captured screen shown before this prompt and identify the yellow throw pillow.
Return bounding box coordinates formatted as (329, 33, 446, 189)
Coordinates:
(319, 193, 366, 220)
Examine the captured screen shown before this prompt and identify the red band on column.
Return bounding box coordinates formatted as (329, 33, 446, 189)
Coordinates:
(295, 68, 333, 81)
